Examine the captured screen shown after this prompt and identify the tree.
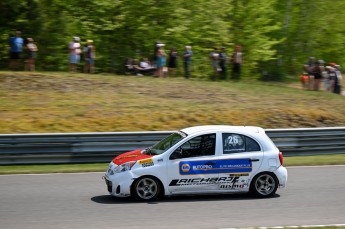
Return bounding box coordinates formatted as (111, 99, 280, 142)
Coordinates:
(231, 0, 282, 79)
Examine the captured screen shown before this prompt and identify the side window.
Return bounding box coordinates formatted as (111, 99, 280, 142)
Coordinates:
(170, 134, 216, 160)
(245, 136, 261, 152)
(222, 133, 261, 154)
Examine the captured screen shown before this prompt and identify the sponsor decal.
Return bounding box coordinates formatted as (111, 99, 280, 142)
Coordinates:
(120, 154, 140, 159)
(139, 158, 153, 164)
(219, 183, 248, 189)
(139, 158, 154, 167)
(169, 176, 238, 186)
(169, 176, 249, 189)
(179, 159, 252, 175)
(181, 164, 191, 172)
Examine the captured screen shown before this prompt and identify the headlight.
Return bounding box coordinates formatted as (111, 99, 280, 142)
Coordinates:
(114, 161, 136, 174)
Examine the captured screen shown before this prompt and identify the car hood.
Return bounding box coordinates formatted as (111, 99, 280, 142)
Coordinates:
(112, 149, 153, 165)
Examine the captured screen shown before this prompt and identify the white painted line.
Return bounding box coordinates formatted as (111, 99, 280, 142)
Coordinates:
(220, 224, 345, 229)
(287, 165, 345, 169)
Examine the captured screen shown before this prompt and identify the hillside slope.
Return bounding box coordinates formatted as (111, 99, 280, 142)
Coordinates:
(0, 72, 344, 133)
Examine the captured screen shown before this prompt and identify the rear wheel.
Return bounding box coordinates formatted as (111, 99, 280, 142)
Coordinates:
(250, 173, 278, 198)
(131, 176, 161, 201)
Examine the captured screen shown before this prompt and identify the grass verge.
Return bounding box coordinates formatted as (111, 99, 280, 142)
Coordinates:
(0, 71, 345, 133)
(0, 154, 344, 175)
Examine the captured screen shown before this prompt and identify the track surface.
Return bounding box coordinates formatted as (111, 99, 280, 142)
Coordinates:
(1, 166, 344, 229)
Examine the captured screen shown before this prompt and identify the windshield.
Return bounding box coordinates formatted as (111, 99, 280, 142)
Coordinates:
(145, 132, 186, 155)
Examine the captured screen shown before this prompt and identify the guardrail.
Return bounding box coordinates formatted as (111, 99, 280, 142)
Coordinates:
(0, 127, 344, 165)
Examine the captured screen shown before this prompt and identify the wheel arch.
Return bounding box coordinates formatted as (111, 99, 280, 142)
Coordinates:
(130, 175, 165, 198)
(250, 171, 279, 185)
(249, 171, 279, 197)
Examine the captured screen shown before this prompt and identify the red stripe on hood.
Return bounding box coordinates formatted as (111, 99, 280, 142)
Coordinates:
(112, 149, 153, 165)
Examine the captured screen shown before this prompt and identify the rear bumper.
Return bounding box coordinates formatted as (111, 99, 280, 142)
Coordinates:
(274, 166, 288, 188)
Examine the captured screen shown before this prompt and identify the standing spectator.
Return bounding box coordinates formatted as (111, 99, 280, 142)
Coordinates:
(312, 60, 325, 91)
(303, 57, 317, 90)
(219, 47, 227, 80)
(183, 46, 193, 79)
(231, 45, 243, 80)
(168, 48, 178, 77)
(9, 31, 24, 70)
(83, 40, 96, 74)
(24, 38, 38, 71)
(210, 47, 219, 80)
(328, 63, 342, 95)
(69, 37, 81, 73)
(156, 46, 167, 78)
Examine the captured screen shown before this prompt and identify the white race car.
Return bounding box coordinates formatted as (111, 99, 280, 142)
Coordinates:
(104, 125, 287, 201)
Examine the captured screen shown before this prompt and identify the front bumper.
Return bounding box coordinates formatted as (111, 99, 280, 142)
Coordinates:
(104, 171, 135, 197)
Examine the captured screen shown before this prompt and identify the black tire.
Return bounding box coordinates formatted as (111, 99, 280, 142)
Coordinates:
(250, 173, 278, 198)
(131, 176, 162, 201)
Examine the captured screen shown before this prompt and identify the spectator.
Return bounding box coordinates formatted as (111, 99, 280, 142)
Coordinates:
(9, 31, 24, 70)
(328, 63, 342, 95)
(303, 57, 317, 90)
(219, 47, 227, 80)
(156, 46, 167, 78)
(183, 46, 193, 79)
(152, 41, 164, 73)
(125, 58, 135, 74)
(24, 38, 38, 71)
(69, 36, 81, 72)
(210, 47, 219, 80)
(300, 72, 309, 89)
(168, 48, 178, 77)
(312, 60, 325, 91)
(136, 58, 155, 76)
(83, 40, 96, 74)
(139, 58, 151, 69)
(231, 45, 243, 80)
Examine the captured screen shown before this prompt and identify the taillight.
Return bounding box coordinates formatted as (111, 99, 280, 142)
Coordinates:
(279, 151, 284, 166)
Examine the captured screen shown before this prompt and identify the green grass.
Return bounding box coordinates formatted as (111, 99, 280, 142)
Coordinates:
(0, 163, 108, 175)
(0, 71, 344, 133)
(0, 154, 344, 175)
(262, 227, 345, 229)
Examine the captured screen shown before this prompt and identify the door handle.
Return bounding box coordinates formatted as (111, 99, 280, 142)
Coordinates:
(250, 158, 260, 162)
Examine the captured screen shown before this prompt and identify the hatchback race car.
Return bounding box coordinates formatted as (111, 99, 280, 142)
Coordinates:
(104, 125, 287, 201)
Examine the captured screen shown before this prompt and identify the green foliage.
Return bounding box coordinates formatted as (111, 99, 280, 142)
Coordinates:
(1, 0, 345, 80)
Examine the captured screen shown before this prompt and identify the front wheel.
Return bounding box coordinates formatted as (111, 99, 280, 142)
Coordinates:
(131, 176, 161, 201)
(250, 173, 278, 198)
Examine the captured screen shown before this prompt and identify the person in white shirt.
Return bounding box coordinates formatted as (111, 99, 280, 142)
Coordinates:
(69, 37, 81, 72)
(24, 38, 38, 71)
(231, 45, 243, 80)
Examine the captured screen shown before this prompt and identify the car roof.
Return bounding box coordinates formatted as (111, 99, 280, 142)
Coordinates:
(180, 125, 264, 136)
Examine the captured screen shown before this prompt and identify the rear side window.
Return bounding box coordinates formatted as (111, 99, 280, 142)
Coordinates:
(222, 133, 261, 154)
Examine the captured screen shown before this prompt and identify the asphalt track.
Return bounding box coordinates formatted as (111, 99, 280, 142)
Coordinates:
(1, 166, 344, 229)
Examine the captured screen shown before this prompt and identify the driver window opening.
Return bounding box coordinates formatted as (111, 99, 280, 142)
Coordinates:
(170, 134, 216, 160)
